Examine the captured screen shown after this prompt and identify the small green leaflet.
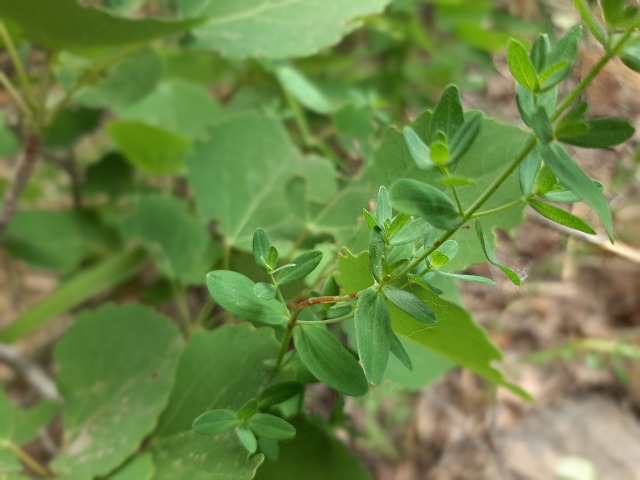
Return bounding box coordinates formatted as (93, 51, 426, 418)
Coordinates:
(448, 111, 482, 166)
(236, 399, 260, 421)
(430, 84, 464, 142)
(428, 240, 459, 268)
(403, 126, 432, 169)
(192, 410, 238, 434)
(247, 414, 296, 440)
(292, 324, 368, 396)
(434, 270, 495, 285)
(253, 228, 272, 272)
(258, 382, 304, 408)
(528, 200, 596, 234)
(474, 220, 521, 285)
(540, 144, 614, 241)
(390, 179, 461, 230)
(388, 217, 430, 246)
(375, 186, 393, 224)
(236, 426, 258, 454)
(254, 282, 278, 300)
(206, 270, 289, 326)
(368, 227, 388, 283)
(277, 251, 323, 285)
(507, 39, 538, 92)
(389, 331, 413, 371)
(521, 148, 544, 197)
(354, 289, 392, 384)
(274, 63, 332, 114)
(557, 117, 635, 148)
(382, 285, 437, 325)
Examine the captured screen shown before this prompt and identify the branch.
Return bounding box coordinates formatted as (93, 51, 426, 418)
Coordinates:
(0, 343, 60, 401)
(0, 133, 42, 239)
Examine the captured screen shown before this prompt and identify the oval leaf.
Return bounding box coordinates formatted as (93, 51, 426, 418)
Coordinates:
(277, 251, 323, 285)
(557, 117, 635, 148)
(382, 285, 437, 325)
(431, 85, 464, 141)
(354, 289, 392, 384)
(389, 331, 413, 371)
(236, 426, 257, 454)
(259, 382, 304, 408)
(254, 282, 277, 300)
(253, 228, 271, 271)
(507, 39, 538, 92)
(292, 325, 368, 397)
(206, 270, 289, 326)
(193, 409, 238, 434)
(389, 179, 461, 230)
(368, 227, 387, 283)
(528, 199, 596, 234)
(434, 270, 496, 285)
(375, 186, 393, 224)
(248, 413, 296, 440)
(403, 126, 433, 170)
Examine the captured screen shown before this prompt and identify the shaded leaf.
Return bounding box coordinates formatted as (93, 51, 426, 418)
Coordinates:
(192, 410, 238, 434)
(430, 85, 464, 142)
(390, 179, 461, 230)
(382, 285, 437, 325)
(528, 200, 596, 234)
(354, 289, 392, 384)
(368, 228, 387, 283)
(248, 414, 296, 440)
(475, 221, 521, 285)
(557, 117, 635, 148)
(277, 251, 323, 285)
(259, 382, 304, 408)
(403, 126, 432, 170)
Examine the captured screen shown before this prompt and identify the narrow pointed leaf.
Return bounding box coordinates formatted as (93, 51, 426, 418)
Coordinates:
(277, 251, 323, 285)
(557, 117, 634, 148)
(293, 325, 368, 396)
(354, 289, 392, 384)
(508, 39, 538, 92)
(363, 209, 381, 230)
(534, 165, 557, 195)
(538, 60, 569, 90)
(529, 107, 554, 144)
(404, 126, 432, 170)
(259, 382, 304, 408)
(236, 426, 257, 454)
(545, 26, 582, 83)
(375, 186, 393, 224)
(448, 111, 482, 166)
(434, 270, 496, 285)
(248, 414, 296, 440)
(574, 0, 607, 46)
(475, 221, 521, 285)
(431, 85, 464, 141)
(389, 217, 430, 246)
(540, 144, 614, 240)
(390, 179, 461, 230)
(541, 180, 604, 203)
(236, 399, 260, 421)
(192, 410, 238, 434)
(368, 227, 387, 283)
(389, 331, 413, 371)
(382, 285, 437, 325)
(530, 34, 550, 72)
(253, 228, 271, 271)
(519, 148, 542, 197)
(528, 200, 596, 234)
(206, 270, 289, 326)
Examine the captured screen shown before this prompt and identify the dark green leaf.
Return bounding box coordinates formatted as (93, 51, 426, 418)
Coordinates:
(354, 289, 392, 384)
(388, 217, 429, 246)
(259, 382, 304, 408)
(528, 200, 596, 234)
(192, 410, 238, 434)
(389, 331, 413, 371)
(544, 26, 582, 86)
(475, 220, 521, 285)
(557, 117, 635, 148)
(541, 180, 604, 203)
(529, 108, 553, 144)
(292, 325, 368, 396)
(368, 227, 387, 283)
(519, 148, 542, 197)
(254, 282, 278, 300)
(448, 111, 482, 166)
(375, 186, 393, 224)
(277, 251, 323, 285)
(601, 0, 640, 29)
(237, 399, 260, 421)
(253, 228, 272, 271)
(390, 179, 461, 230)
(382, 285, 437, 325)
(248, 414, 296, 440)
(206, 270, 289, 326)
(403, 126, 432, 170)
(540, 144, 614, 240)
(431, 85, 464, 141)
(258, 436, 280, 461)
(434, 271, 496, 285)
(516, 84, 557, 125)
(529, 34, 550, 72)
(507, 39, 538, 92)
(236, 426, 258, 454)
(621, 37, 640, 72)
(44, 107, 101, 148)
(0, 0, 202, 50)
(534, 165, 557, 195)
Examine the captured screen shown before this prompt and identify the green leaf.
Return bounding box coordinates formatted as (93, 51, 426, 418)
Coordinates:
(108, 120, 192, 174)
(277, 251, 323, 285)
(507, 39, 538, 92)
(388, 217, 430, 246)
(544, 26, 582, 85)
(237, 399, 260, 421)
(429, 240, 459, 267)
(389, 331, 413, 371)
(0, 390, 59, 452)
(431, 85, 464, 142)
(538, 60, 569, 90)
(541, 180, 604, 203)
(44, 107, 101, 149)
(363, 209, 380, 231)
(390, 179, 461, 230)
(516, 84, 558, 125)
(475, 221, 521, 285)
(439, 176, 476, 187)
(258, 382, 304, 408)
(448, 111, 482, 166)
(121, 195, 210, 284)
(254, 282, 278, 300)
(530, 34, 550, 72)
(109, 452, 154, 480)
(0, 111, 19, 157)
(152, 324, 276, 479)
(253, 417, 371, 480)
(557, 117, 635, 148)
(354, 289, 392, 384)
(574, 0, 608, 46)
(257, 436, 280, 461)
(375, 186, 392, 225)
(248, 414, 296, 440)
(382, 285, 437, 325)
(620, 36, 640, 72)
(519, 148, 542, 197)
(274, 63, 332, 114)
(192, 410, 239, 434)
(529, 107, 554, 144)
(528, 200, 596, 234)
(434, 270, 496, 284)
(601, 0, 640, 29)
(534, 165, 557, 195)
(0, 0, 202, 50)
(206, 271, 289, 326)
(253, 228, 272, 271)
(293, 325, 368, 396)
(384, 336, 455, 389)
(540, 144, 614, 240)
(430, 141, 449, 165)
(119, 80, 224, 141)
(82, 153, 135, 199)
(368, 228, 387, 283)
(52, 304, 182, 479)
(236, 426, 258, 454)
(403, 126, 433, 170)
(267, 247, 279, 271)
(182, 0, 391, 59)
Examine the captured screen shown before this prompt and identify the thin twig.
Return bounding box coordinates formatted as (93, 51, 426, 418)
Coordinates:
(0, 343, 61, 401)
(0, 134, 42, 239)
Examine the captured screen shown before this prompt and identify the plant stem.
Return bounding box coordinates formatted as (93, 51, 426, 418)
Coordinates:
(0, 134, 42, 239)
(171, 281, 191, 337)
(298, 313, 354, 325)
(275, 324, 294, 369)
(0, 21, 37, 111)
(471, 197, 526, 218)
(0, 72, 34, 121)
(4, 441, 53, 477)
(442, 166, 465, 216)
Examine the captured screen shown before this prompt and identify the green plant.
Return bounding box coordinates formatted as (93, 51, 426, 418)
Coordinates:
(0, 0, 638, 478)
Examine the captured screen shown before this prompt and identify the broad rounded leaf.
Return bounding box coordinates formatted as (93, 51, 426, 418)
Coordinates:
(206, 270, 289, 326)
(293, 325, 368, 396)
(193, 409, 238, 434)
(390, 179, 461, 230)
(354, 288, 392, 384)
(248, 413, 296, 440)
